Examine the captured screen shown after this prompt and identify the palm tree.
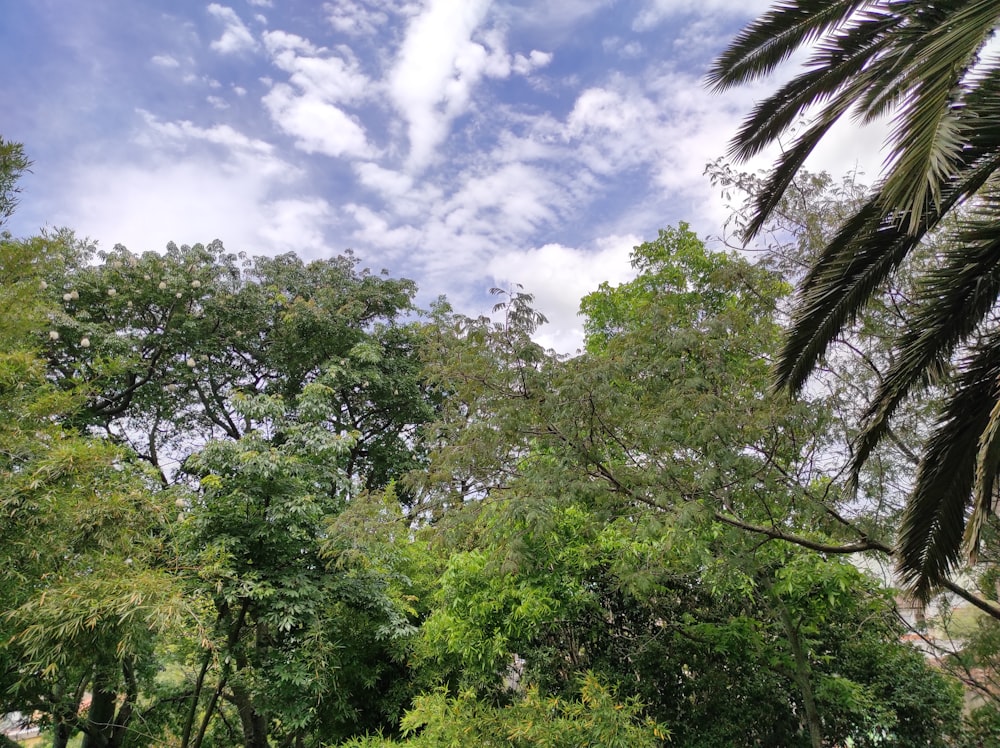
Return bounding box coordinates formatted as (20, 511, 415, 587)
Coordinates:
(708, 1, 1000, 598)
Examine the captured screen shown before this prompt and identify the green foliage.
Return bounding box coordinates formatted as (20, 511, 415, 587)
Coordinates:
(0, 135, 30, 228)
(0, 225, 182, 748)
(338, 675, 666, 748)
(581, 221, 789, 354)
(2, 137, 982, 747)
(411, 224, 963, 746)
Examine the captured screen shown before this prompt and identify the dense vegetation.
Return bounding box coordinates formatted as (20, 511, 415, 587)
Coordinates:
(8, 6, 1000, 741)
(5, 132, 1000, 747)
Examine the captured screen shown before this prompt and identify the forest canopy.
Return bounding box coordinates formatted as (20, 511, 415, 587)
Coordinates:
(2, 126, 999, 748)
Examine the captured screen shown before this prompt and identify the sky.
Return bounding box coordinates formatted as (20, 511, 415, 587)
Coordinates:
(1, 0, 887, 352)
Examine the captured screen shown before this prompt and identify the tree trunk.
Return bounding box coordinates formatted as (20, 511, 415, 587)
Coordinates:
(108, 659, 137, 748)
(231, 681, 269, 748)
(773, 596, 823, 748)
(51, 720, 72, 748)
(81, 676, 117, 748)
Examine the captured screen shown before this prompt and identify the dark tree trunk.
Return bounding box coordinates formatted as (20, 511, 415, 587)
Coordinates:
(81, 676, 117, 748)
(231, 681, 269, 748)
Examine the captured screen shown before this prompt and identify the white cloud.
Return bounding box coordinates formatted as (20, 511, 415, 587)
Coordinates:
(601, 37, 643, 59)
(563, 82, 664, 179)
(355, 162, 415, 197)
(512, 49, 553, 75)
(325, 0, 390, 36)
(389, 0, 503, 170)
(257, 198, 334, 255)
(353, 162, 444, 218)
(507, 0, 613, 33)
(207, 4, 258, 54)
(247, 0, 272, 6)
(261, 30, 373, 159)
(264, 31, 368, 102)
(632, 0, 769, 31)
(138, 111, 277, 157)
(263, 83, 371, 158)
(51, 114, 322, 258)
(487, 234, 639, 353)
(207, 95, 229, 109)
(263, 29, 320, 56)
(151, 54, 180, 68)
(344, 204, 424, 251)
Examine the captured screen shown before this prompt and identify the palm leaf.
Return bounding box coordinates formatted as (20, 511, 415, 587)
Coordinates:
(707, 0, 874, 90)
(851, 184, 1000, 477)
(966, 392, 1000, 563)
(727, 13, 898, 165)
(775, 200, 921, 393)
(898, 332, 1000, 599)
(877, 2, 1000, 232)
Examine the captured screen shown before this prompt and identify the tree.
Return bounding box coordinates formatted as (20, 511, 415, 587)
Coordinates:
(408, 226, 964, 746)
(0, 228, 182, 748)
(33, 241, 436, 747)
(709, 2, 1000, 596)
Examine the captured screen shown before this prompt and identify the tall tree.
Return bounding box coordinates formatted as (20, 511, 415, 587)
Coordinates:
(709, 2, 1000, 596)
(0, 229, 181, 748)
(408, 226, 964, 746)
(35, 241, 435, 746)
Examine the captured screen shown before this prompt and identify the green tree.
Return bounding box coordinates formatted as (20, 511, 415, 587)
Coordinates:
(408, 225, 963, 746)
(709, 1, 1000, 596)
(34, 241, 436, 747)
(0, 229, 182, 748)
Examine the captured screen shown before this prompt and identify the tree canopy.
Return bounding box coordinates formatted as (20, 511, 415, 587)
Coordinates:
(0, 135, 989, 747)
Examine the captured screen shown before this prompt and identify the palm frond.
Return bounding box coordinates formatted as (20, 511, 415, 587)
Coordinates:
(707, 0, 873, 91)
(774, 201, 919, 393)
(715, 0, 1000, 594)
(727, 13, 897, 164)
(851, 186, 1000, 476)
(898, 332, 1000, 599)
(741, 110, 867, 240)
(877, 3, 1000, 232)
(966, 392, 1000, 563)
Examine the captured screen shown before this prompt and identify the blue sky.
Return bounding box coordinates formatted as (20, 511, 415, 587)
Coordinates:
(1, 0, 884, 351)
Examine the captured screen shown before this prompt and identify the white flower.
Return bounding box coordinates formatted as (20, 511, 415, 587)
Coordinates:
(70, 290, 79, 300)
(186, 357, 196, 368)
(107, 288, 117, 297)
(175, 292, 182, 299)
(111, 260, 123, 269)
(80, 337, 90, 348)
(166, 383, 178, 393)
(63, 293, 72, 302)
(174, 497, 186, 507)
(39, 280, 47, 290)
(143, 274, 151, 281)
(49, 330, 59, 341)
(191, 280, 202, 289)
(158, 281, 167, 290)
